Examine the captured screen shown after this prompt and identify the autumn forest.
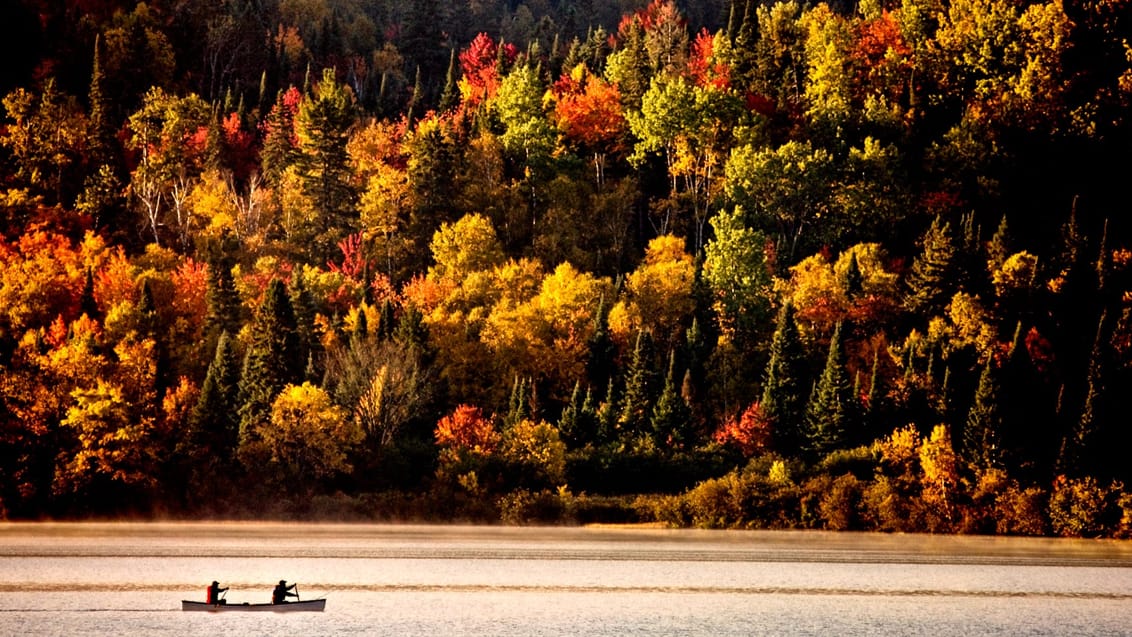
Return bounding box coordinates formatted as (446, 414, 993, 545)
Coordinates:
(0, 0, 1130, 535)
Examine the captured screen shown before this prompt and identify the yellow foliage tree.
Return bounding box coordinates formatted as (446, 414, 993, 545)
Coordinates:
(256, 382, 363, 486)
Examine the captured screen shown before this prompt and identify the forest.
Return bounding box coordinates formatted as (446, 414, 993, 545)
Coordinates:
(0, 0, 1130, 536)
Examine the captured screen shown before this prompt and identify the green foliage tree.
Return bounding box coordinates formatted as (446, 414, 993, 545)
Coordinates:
(804, 322, 855, 457)
(965, 358, 1004, 470)
(651, 350, 693, 448)
(904, 216, 957, 317)
(762, 301, 807, 452)
(237, 279, 302, 452)
(292, 69, 359, 264)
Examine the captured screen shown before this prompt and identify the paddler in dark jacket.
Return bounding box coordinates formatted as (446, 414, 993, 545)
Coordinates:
(207, 581, 228, 604)
(273, 580, 298, 604)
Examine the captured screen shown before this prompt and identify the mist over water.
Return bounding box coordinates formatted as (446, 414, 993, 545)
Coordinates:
(3, 523, 1132, 636)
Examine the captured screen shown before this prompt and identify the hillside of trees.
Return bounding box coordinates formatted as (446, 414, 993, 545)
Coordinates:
(0, 0, 1130, 535)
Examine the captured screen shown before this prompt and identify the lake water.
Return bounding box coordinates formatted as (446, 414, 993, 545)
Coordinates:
(2, 522, 1132, 636)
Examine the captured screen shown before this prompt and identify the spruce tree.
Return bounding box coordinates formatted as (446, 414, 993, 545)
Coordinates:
(237, 278, 302, 445)
(844, 250, 863, 298)
(596, 378, 619, 445)
(558, 381, 583, 445)
(185, 331, 241, 467)
(80, 267, 98, 319)
(1058, 312, 1109, 478)
(439, 48, 459, 112)
(804, 322, 854, 457)
(762, 301, 807, 452)
(618, 330, 657, 439)
(290, 272, 319, 378)
(965, 358, 1003, 470)
(586, 297, 617, 391)
(203, 252, 242, 352)
(904, 215, 956, 317)
(651, 350, 692, 448)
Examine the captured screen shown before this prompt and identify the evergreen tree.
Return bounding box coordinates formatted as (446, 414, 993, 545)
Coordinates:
(965, 358, 1004, 470)
(986, 214, 1011, 275)
(596, 378, 619, 445)
(237, 278, 302, 445)
(294, 68, 359, 264)
(618, 330, 658, 439)
(439, 48, 459, 112)
(203, 250, 242, 353)
(651, 351, 692, 448)
(804, 322, 854, 457)
(844, 250, 863, 297)
(184, 331, 241, 473)
(87, 35, 117, 172)
(289, 271, 319, 377)
(80, 267, 99, 320)
(1058, 312, 1110, 478)
(378, 299, 396, 341)
(761, 301, 807, 452)
(586, 297, 617, 391)
(558, 380, 582, 444)
(904, 216, 956, 317)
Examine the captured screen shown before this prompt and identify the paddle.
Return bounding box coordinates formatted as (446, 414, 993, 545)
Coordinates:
(295, 584, 300, 602)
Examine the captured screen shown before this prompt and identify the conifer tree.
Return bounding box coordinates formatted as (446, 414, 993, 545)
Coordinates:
(87, 35, 117, 171)
(184, 331, 241, 473)
(1058, 312, 1110, 477)
(844, 250, 863, 298)
(596, 378, 619, 445)
(586, 297, 617, 391)
(203, 251, 242, 352)
(804, 322, 854, 457)
(986, 214, 1011, 275)
(965, 358, 1003, 470)
(651, 350, 692, 448)
(294, 68, 358, 264)
(904, 215, 956, 317)
(80, 267, 99, 320)
(762, 301, 807, 452)
(289, 271, 318, 376)
(439, 48, 459, 112)
(558, 380, 584, 445)
(237, 278, 302, 445)
(378, 299, 396, 341)
(618, 330, 658, 439)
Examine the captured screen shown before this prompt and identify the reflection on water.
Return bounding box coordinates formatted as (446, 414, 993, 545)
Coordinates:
(2, 523, 1132, 636)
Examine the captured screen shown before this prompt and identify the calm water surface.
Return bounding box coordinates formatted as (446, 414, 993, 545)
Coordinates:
(2, 522, 1132, 635)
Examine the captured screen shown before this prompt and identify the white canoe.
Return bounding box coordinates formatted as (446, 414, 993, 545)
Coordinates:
(182, 598, 326, 612)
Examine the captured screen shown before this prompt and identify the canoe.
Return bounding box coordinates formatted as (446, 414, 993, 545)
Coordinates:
(182, 598, 326, 612)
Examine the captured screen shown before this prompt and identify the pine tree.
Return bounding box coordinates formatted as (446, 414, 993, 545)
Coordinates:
(586, 297, 617, 390)
(1058, 312, 1110, 478)
(596, 378, 619, 445)
(290, 272, 318, 377)
(185, 331, 241, 467)
(237, 278, 302, 445)
(844, 250, 863, 298)
(804, 322, 854, 457)
(203, 252, 242, 352)
(651, 350, 692, 448)
(904, 216, 956, 317)
(378, 299, 396, 341)
(618, 330, 658, 439)
(87, 35, 116, 171)
(294, 68, 359, 264)
(80, 267, 99, 319)
(762, 301, 807, 452)
(986, 214, 1010, 275)
(965, 358, 1003, 470)
(439, 48, 459, 112)
(558, 381, 582, 445)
